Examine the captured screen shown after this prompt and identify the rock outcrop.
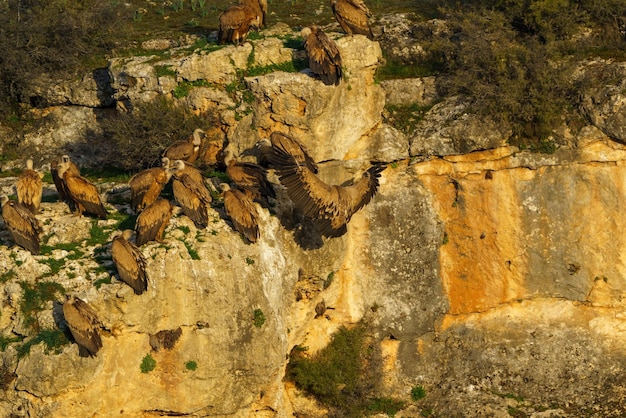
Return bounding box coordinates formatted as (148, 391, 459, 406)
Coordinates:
(1, 23, 626, 418)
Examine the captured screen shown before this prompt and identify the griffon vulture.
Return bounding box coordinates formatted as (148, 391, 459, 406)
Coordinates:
(218, 4, 260, 45)
(62, 295, 103, 357)
(57, 161, 107, 219)
(241, 0, 267, 28)
(219, 183, 259, 243)
(171, 160, 212, 228)
(111, 229, 149, 295)
(135, 197, 173, 246)
(269, 145, 385, 237)
(51, 155, 80, 204)
(301, 26, 343, 86)
(256, 132, 318, 174)
(331, 0, 374, 40)
(1, 195, 42, 255)
(224, 150, 275, 204)
(16, 159, 43, 214)
(129, 157, 172, 213)
(162, 129, 205, 164)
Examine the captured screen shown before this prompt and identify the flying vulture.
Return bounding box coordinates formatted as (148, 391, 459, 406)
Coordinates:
(218, 4, 260, 45)
(162, 129, 205, 164)
(15, 159, 43, 214)
(128, 157, 172, 213)
(223, 150, 275, 204)
(269, 145, 385, 237)
(111, 229, 149, 295)
(62, 295, 103, 357)
(1, 195, 42, 255)
(171, 160, 212, 228)
(301, 25, 343, 86)
(256, 132, 318, 174)
(135, 197, 173, 246)
(51, 155, 80, 205)
(219, 183, 260, 244)
(331, 0, 374, 40)
(241, 0, 267, 28)
(57, 161, 107, 219)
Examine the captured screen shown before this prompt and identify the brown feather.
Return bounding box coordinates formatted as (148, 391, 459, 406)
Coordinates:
(135, 198, 172, 246)
(331, 0, 374, 39)
(1, 197, 41, 254)
(129, 161, 172, 213)
(162, 129, 204, 163)
(62, 295, 103, 357)
(223, 185, 259, 243)
(269, 132, 319, 173)
(57, 160, 107, 219)
(240, 0, 267, 28)
(271, 146, 384, 237)
(16, 160, 43, 214)
(111, 230, 148, 295)
(51, 157, 80, 205)
(218, 4, 259, 45)
(171, 161, 211, 228)
(224, 151, 275, 203)
(302, 26, 343, 86)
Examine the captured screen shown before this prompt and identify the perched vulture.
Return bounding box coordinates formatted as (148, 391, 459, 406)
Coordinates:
(331, 0, 374, 40)
(51, 155, 80, 204)
(135, 197, 173, 246)
(241, 0, 267, 28)
(111, 229, 149, 295)
(270, 145, 385, 237)
(301, 26, 343, 86)
(57, 161, 107, 219)
(218, 4, 260, 45)
(62, 295, 103, 357)
(171, 160, 212, 228)
(224, 150, 275, 204)
(128, 157, 172, 213)
(162, 129, 205, 164)
(16, 159, 43, 214)
(257, 132, 318, 174)
(219, 183, 260, 243)
(1, 195, 42, 255)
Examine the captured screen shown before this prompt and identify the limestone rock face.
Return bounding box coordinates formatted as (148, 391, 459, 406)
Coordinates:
(579, 61, 626, 144)
(409, 95, 512, 157)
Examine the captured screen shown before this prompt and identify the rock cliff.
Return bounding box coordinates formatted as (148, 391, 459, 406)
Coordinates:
(1, 25, 626, 417)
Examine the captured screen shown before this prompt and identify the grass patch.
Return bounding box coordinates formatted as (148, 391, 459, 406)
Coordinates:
(185, 360, 198, 371)
(245, 257, 255, 265)
(183, 241, 200, 260)
(140, 353, 157, 373)
(253, 309, 266, 328)
(20, 281, 66, 331)
(173, 79, 211, 98)
(384, 103, 434, 134)
(286, 323, 383, 416)
(155, 65, 177, 78)
(367, 397, 405, 417)
(17, 329, 69, 358)
(0, 269, 17, 283)
(376, 57, 441, 82)
(0, 335, 22, 351)
(93, 276, 113, 289)
(323, 271, 335, 289)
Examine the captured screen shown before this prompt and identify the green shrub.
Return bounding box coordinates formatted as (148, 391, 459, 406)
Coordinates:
(140, 354, 157, 373)
(99, 96, 212, 171)
(411, 385, 427, 401)
(185, 360, 198, 371)
(17, 329, 69, 358)
(253, 309, 266, 328)
(286, 324, 382, 415)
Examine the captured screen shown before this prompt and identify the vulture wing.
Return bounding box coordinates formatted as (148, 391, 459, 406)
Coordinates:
(332, 0, 374, 39)
(224, 188, 259, 243)
(135, 198, 172, 246)
(304, 27, 343, 86)
(2, 200, 41, 254)
(219, 5, 257, 45)
(16, 169, 43, 214)
(63, 297, 103, 357)
(173, 174, 210, 228)
(64, 173, 107, 219)
(111, 236, 148, 295)
(129, 167, 168, 213)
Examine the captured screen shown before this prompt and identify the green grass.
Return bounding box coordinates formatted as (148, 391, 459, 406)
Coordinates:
(183, 241, 200, 260)
(173, 79, 211, 98)
(140, 354, 157, 373)
(185, 360, 198, 371)
(245, 257, 255, 265)
(0, 269, 17, 283)
(323, 271, 335, 289)
(16, 329, 69, 358)
(367, 397, 405, 417)
(0, 335, 22, 351)
(20, 281, 66, 331)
